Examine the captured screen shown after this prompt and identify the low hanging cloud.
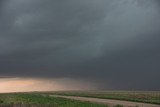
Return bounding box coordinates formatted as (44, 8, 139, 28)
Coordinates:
(0, 78, 95, 93)
(0, 0, 160, 90)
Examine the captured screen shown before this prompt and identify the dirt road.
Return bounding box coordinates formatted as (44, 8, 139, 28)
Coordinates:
(50, 95, 160, 107)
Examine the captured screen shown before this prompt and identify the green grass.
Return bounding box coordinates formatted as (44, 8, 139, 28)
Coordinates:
(0, 93, 108, 107)
(113, 105, 124, 107)
(43, 91, 160, 105)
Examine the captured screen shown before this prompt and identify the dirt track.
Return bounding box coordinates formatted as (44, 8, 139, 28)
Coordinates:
(51, 95, 160, 107)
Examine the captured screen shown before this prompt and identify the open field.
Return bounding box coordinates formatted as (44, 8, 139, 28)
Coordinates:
(42, 91, 160, 105)
(51, 95, 160, 107)
(0, 93, 112, 107)
(0, 91, 160, 107)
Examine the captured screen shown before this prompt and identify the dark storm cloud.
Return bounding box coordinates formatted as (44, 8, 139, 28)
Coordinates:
(0, 0, 160, 90)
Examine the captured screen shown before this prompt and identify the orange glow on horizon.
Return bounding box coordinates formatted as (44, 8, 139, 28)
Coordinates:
(0, 78, 57, 93)
(0, 78, 95, 93)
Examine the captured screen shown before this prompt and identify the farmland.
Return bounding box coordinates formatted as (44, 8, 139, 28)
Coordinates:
(43, 91, 160, 105)
(0, 91, 160, 107)
(0, 93, 108, 107)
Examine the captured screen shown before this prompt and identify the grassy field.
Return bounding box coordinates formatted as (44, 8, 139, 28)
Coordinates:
(43, 91, 160, 105)
(0, 91, 159, 107)
(0, 93, 110, 107)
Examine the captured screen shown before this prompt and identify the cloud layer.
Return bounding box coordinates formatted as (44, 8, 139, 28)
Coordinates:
(0, 78, 94, 92)
(0, 0, 160, 90)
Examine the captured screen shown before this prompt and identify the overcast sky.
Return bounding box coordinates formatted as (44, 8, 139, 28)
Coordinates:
(0, 0, 160, 91)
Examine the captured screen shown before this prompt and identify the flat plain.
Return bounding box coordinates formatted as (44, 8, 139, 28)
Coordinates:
(0, 91, 160, 107)
(0, 93, 107, 107)
(44, 91, 160, 105)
